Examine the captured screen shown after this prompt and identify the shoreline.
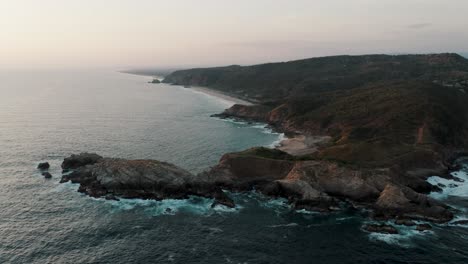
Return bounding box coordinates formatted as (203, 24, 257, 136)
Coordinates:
(128, 71, 313, 155)
(188, 86, 253, 106)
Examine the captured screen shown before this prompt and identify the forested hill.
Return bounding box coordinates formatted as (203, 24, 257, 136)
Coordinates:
(163, 54, 468, 167)
(163, 53, 468, 103)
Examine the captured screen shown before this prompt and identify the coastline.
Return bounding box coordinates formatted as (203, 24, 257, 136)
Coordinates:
(188, 86, 253, 106)
(184, 86, 313, 154)
(129, 71, 311, 155)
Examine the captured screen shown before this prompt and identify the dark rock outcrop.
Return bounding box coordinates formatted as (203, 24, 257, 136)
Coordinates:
(363, 224, 399, 234)
(212, 104, 272, 122)
(60, 153, 234, 208)
(202, 147, 454, 223)
(42, 172, 52, 179)
(374, 184, 452, 223)
(62, 153, 103, 171)
(416, 223, 433, 231)
(452, 220, 468, 225)
(37, 162, 50, 170)
(394, 219, 416, 226)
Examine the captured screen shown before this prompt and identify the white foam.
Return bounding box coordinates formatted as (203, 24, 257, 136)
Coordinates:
(188, 89, 235, 107)
(51, 181, 80, 193)
(295, 209, 321, 215)
(268, 133, 286, 148)
(214, 117, 285, 148)
(96, 195, 242, 216)
(268, 223, 299, 228)
(427, 170, 468, 200)
(367, 224, 433, 247)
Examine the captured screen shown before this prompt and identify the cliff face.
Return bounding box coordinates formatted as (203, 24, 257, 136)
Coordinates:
(202, 147, 453, 222)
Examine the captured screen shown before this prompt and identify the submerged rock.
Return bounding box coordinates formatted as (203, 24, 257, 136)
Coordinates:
(394, 219, 416, 226)
(452, 220, 468, 225)
(42, 172, 52, 179)
(37, 162, 50, 170)
(363, 224, 399, 234)
(416, 223, 433, 231)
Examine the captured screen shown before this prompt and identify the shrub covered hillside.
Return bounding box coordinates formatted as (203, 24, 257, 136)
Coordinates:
(163, 53, 468, 167)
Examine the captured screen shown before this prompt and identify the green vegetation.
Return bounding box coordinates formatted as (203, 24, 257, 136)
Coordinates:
(164, 54, 468, 167)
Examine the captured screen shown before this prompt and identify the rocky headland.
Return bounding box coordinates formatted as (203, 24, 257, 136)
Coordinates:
(59, 54, 468, 231)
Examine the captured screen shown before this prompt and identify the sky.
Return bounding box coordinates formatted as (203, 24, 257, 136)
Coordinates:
(0, 0, 467, 69)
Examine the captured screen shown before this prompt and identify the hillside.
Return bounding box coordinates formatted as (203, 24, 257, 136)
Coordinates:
(163, 54, 468, 166)
(163, 53, 468, 102)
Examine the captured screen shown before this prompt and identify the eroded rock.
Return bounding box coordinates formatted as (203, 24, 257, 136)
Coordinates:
(363, 224, 398, 234)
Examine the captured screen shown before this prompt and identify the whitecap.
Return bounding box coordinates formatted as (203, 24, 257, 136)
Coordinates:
(213, 117, 285, 148)
(208, 227, 223, 234)
(94, 195, 242, 216)
(295, 209, 321, 215)
(367, 224, 433, 247)
(268, 133, 286, 148)
(268, 223, 299, 228)
(427, 170, 468, 200)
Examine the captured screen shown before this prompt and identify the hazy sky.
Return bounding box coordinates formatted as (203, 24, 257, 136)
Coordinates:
(0, 0, 467, 69)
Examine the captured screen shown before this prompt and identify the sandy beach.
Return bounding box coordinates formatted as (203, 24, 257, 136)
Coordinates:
(277, 135, 331, 156)
(189, 86, 253, 106)
(190, 85, 330, 156)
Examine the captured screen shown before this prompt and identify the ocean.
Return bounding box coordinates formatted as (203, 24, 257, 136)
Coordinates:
(0, 70, 467, 263)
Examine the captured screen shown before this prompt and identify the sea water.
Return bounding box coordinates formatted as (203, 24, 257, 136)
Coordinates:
(0, 70, 467, 263)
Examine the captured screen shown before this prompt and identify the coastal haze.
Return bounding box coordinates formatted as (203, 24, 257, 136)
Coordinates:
(1, 0, 468, 69)
(2, 1, 468, 264)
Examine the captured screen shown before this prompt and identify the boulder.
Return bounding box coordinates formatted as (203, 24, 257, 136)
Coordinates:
(374, 184, 453, 223)
(363, 224, 398, 234)
(416, 223, 432, 231)
(452, 220, 468, 225)
(42, 172, 52, 179)
(37, 162, 50, 170)
(394, 219, 416, 226)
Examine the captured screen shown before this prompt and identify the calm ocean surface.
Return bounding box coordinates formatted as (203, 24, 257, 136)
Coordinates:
(0, 70, 467, 263)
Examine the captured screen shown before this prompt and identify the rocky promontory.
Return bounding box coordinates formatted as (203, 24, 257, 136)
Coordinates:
(60, 153, 234, 207)
(60, 147, 455, 224)
(59, 54, 468, 229)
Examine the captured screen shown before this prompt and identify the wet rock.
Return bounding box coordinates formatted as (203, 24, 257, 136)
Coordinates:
(37, 162, 50, 170)
(211, 190, 235, 208)
(374, 184, 453, 223)
(105, 194, 119, 201)
(452, 176, 465, 183)
(452, 220, 468, 225)
(416, 223, 432, 231)
(363, 224, 398, 234)
(42, 172, 52, 179)
(394, 219, 416, 226)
